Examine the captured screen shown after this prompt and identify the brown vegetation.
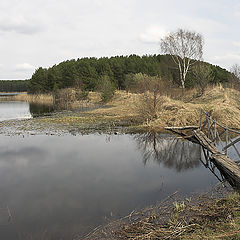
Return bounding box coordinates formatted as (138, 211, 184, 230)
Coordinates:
(33, 85, 240, 133)
(82, 190, 240, 240)
(8, 85, 240, 134)
(139, 85, 240, 130)
(12, 92, 54, 105)
(85, 85, 240, 131)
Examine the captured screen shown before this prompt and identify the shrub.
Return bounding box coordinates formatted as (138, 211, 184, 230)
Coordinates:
(137, 76, 164, 120)
(54, 88, 76, 109)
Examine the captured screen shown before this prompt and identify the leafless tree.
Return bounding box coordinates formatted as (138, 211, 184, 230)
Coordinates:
(191, 62, 213, 95)
(136, 74, 163, 120)
(230, 64, 240, 88)
(160, 29, 204, 95)
(231, 63, 240, 79)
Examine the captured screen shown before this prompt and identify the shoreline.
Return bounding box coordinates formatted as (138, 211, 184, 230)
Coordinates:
(81, 185, 240, 240)
(1, 86, 240, 136)
(7, 86, 240, 134)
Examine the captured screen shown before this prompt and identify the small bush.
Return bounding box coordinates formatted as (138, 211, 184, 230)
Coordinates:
(54, 88, 76, 109)
(137, 76, 164, 120)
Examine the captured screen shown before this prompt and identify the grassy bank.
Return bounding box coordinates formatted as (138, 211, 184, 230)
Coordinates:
(82, 190, 240, 240)
(31, 85, 240, 133)
(151, 85, 240, 130)
(2, 85, 240, 135)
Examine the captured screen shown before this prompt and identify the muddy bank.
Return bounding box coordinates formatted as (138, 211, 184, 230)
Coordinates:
(0, 111, 139, 136)
(81, 186, 240, 240)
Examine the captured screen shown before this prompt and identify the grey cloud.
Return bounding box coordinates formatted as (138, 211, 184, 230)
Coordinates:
(0, 18, 44, 35)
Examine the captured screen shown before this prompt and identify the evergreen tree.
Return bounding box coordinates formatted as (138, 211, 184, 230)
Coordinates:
(28, 55, 233, 94)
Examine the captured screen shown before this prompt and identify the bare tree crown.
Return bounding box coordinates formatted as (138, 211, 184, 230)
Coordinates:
(230, 64, 240, 79)
(160, 29, 204, 93)
(160, 29, 203, 61)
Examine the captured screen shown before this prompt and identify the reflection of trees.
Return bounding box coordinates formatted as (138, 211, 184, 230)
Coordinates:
(134, 132, 201, 172)
(29, 103, 54, 116)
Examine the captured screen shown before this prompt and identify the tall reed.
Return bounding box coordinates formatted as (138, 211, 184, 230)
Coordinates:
(12, 93, 54, 105)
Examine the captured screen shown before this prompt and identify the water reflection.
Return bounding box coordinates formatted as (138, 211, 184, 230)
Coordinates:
(200, 147, 226, 184)
(0, 101, 32, 121)
(134, 132, 201, 172)
(0, 101, 54, 121)
(29, 102, 54, 117)
(0, 134, 218, 240)
(134, 132, 237, 186)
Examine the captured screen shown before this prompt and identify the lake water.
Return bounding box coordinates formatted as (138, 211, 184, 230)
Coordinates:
(0, 101, 53, 121)
(0, 101, 220, 239)
(0, 101, 32, 121)
(0, 133, 219, 240)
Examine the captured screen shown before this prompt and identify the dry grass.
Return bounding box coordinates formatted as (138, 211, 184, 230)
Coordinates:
(89, 91, 140, 121)
(26, 85, 240, 132)
(143, 85, 240, 130)
(9, 90, 100, 108)
(81, 190, 240, 240)
(12, 93, 54, 105)
(83, 86, 240, 130)
(39, 91, 140, 130)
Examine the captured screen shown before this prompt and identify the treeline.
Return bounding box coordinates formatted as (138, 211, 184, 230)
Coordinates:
(28, 54, 232, 93)
(0, 80, 29, 92)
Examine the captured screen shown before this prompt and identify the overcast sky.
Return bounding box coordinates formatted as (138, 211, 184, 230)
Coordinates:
(0, 0, 239, 79)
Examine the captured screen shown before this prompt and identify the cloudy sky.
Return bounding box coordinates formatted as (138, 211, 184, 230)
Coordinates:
(0, 0, 239, 79)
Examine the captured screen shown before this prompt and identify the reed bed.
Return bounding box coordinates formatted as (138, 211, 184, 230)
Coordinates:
(12, 93, 54, 105)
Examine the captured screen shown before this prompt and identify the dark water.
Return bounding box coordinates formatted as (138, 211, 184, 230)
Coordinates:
(0, 101, 53, 121)
(29, 102, 54, 117)
(0, 133, 219, 240)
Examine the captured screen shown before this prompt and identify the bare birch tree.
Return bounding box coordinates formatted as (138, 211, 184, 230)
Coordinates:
(160, 29, 204, 95)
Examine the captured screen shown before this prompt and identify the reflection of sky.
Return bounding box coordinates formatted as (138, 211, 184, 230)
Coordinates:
(0, 134, 218, 239)
(0, 101, 32, 121)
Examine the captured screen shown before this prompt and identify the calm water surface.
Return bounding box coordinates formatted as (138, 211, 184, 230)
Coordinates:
(0, 101, 32, 121)
(0, 101, 53, 121)
(0, 133, 218, 240)
(0, 101, 220, 239)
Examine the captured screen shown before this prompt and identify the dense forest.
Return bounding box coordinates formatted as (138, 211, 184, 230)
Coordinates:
(0, 80, 29, 92)
(0, 55, 232, 93)
(28, 55, 232, 93)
